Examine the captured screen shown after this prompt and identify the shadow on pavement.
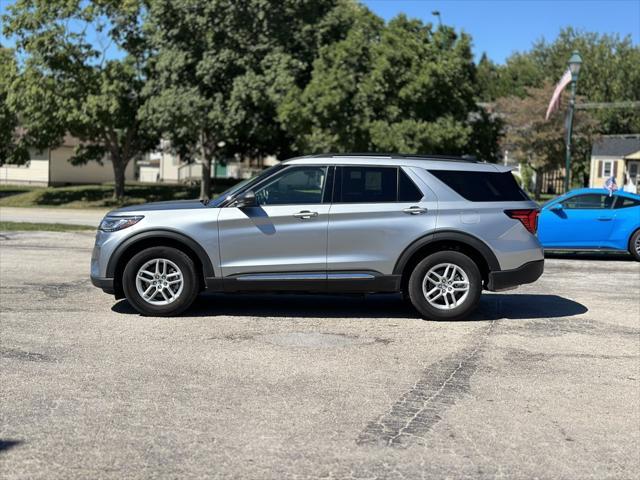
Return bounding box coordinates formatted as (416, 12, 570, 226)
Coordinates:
(545, 251, 633, 261)
(112, 292, 587, 321)
(0, 440, 22, 453)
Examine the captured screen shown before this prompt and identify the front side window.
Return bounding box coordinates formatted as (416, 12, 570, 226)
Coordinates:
(255, 166, 327, 205)
(562, 194, 614, 209)
(338, 167, 398, 203)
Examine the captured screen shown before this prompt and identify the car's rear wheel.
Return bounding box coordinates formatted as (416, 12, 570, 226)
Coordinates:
(408, 251, 482, 321)
(123, 246, 199, 316)
(629, 230, 640, 261)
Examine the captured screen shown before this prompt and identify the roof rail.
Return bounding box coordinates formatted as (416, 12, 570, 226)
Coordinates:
(309, 152, 479, 163)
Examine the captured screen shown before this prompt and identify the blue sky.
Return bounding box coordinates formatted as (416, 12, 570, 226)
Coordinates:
(363, 0, 640, 63)
(1, 1, 638, 64)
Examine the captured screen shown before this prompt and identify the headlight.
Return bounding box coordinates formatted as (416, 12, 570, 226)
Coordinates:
(98, 215, 143, 232)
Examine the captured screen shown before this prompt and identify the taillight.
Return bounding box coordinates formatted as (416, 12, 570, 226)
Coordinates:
(505, 209, 539, 234)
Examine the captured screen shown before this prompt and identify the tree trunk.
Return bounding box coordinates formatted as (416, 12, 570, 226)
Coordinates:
(533, 168, 542, 201)
(200, 155, 212, 200)
(112, 158, 127, 202)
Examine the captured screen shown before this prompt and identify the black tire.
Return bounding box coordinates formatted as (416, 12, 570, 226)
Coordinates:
(629, 229, 640, 262)
(408, 251, 482, 321)
(122, 246, 199, 316)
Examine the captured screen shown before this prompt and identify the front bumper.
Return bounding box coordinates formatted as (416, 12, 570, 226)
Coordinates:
(90, 275, 115, 294)
(486, 259, 544, 291)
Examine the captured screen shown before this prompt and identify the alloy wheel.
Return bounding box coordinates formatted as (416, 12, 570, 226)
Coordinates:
(422, 262, 470, 310)
(135, 258, 184, 305)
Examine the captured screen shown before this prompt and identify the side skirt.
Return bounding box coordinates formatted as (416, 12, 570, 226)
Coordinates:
(206, 271, 401, 294)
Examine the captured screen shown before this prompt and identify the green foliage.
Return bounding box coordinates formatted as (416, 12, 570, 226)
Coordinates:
(0, 46, 29, 164)
(481, 28, 640, 134)
(142, 0, 353, 199)
(0, 221, 95, 232)
(2, 0, 159, 199)
(279, 13, 498, 160)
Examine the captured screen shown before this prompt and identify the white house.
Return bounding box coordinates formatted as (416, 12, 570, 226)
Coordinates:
(0, 135, 135, 186)
(589, 134, 640, 193)
(138, 141, 279, 184)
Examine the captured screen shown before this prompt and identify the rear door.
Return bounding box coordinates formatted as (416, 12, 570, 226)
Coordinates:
(539, 193, 616, 248)
(327, 165, 437, 276)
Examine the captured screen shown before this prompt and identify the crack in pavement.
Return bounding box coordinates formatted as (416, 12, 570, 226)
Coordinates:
(357, 321, 496, 448)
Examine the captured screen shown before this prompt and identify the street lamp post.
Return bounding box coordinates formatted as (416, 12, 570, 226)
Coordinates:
(564, 50, 582, 193)
(431, 10, 442, 28)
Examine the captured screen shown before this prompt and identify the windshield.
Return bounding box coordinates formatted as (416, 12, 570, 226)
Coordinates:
(207, 163, 285, 207)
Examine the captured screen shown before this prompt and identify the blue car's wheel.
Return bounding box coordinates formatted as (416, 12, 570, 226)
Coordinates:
(630, 230, 640, 262)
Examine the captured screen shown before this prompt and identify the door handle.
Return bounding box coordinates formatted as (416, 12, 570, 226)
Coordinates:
(403, 206, 427, 215)
(597, 217, 613, 221)
(293, 210, 318, 219)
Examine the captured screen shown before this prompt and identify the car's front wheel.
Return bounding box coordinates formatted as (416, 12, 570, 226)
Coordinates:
(629, 229, 640, 262)
(408, 251, 482, 321)
(122, 246, 199, 316)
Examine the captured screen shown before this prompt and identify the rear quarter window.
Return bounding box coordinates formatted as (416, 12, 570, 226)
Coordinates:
(614, 196, 640, 208)
(429, 170, 530, 202)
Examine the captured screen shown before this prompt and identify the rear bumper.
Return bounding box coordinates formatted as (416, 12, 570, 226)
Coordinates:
(486, 259, 544, 291)
(90, 275, 115, 294)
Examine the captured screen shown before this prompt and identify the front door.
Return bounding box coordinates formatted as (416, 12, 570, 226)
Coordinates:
(539, 193, 616, 248)
(218, 165, 330, 283)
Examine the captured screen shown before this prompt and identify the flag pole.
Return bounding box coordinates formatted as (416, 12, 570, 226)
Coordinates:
(564, 51, 582, 193)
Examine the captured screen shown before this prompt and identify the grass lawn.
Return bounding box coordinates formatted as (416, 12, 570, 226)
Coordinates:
(0, 180, 239, 209)
(0, 221, 95, 232)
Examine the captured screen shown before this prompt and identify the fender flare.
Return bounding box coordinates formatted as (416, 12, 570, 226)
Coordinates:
(393, 230, 501, 275)
(106, 229, 215, 278)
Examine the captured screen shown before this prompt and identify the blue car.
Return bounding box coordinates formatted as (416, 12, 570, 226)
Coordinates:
(538, 188, 640, 260)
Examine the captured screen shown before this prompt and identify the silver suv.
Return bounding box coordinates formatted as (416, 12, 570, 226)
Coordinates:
(91, 154, 544, 320)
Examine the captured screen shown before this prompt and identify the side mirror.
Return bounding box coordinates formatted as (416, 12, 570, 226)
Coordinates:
(234, 190, 256, 208)
(550, 203, 563, 211)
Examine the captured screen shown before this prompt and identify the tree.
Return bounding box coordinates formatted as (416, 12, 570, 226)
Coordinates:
(0, 46, 27, 164)
(279, 13, 499, 160)
(142, 0, 354, 200)
(481, 28, 640, 134)
(2, 0, 159, 200)
(495, 83, 599, 199)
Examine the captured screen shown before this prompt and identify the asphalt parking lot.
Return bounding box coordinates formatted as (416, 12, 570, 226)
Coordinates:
(1, 230, 639, 479)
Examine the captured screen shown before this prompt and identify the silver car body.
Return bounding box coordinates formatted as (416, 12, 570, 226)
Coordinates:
(91, 155, 544, 295)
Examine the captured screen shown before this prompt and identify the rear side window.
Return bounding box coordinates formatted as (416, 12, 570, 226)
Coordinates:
(338, 167, 397, 203)
(429, 170, 529, 202)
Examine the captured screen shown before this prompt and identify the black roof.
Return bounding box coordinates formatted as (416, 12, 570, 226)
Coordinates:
(310, 153, 479, 163)
(592, 135, 640, 157)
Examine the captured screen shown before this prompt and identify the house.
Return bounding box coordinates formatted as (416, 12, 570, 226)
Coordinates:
(590, 134, 640, 193)
(0, 135, 135, 186)
(138, 141, 278, 184)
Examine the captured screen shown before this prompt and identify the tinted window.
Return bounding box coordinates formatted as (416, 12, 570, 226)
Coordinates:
(563, 194, 614, 209)
(429, 170, 529, 202)
(398, 169, 424, 202)
(614, 196, 640, 209)
(339, 167, 397, 203)
(255, 166, 327, 205)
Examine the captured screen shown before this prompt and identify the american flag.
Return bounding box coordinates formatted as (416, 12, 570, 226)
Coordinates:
(604, 176, 618, 196)
(545, 69, 573, 120)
